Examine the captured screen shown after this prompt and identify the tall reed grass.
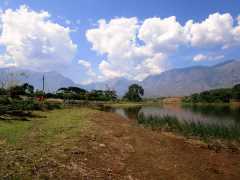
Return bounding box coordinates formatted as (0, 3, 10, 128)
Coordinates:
(137, 113, 240, 140)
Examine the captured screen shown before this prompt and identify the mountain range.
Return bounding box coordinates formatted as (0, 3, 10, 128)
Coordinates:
(0, 60, 240, 97)
(142, 60, 240, 97)
(0, 68, 76, 92)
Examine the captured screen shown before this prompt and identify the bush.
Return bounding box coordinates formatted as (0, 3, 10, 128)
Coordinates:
(43, 102, 63, 110)
(11, 99, 42, 111)
(0, 88, 7, 95)
(0, 96, 11, 105)
(182, 86, 238, 104)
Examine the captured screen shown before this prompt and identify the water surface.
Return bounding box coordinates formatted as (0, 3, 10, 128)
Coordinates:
(101, 104, 240, 127)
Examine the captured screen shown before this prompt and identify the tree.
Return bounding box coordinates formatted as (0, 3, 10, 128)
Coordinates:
(105, 90, 117, 101)
(9, 86, 25, 98)
(67, 87, 87, 94)
(233, 84, 240, 100)
(9, 83, 34, 98)
(123, 84, 144, 102)
(56, 87, 88, 100)
(22, 83, 34, 95)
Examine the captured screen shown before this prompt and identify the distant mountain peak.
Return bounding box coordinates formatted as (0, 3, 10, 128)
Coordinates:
(212, 59, 238, 68)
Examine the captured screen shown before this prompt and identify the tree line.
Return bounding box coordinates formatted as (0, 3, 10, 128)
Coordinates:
(182, 84, 240, 103)
(0, 84, 118, 101)
(0, 83, 145, 102)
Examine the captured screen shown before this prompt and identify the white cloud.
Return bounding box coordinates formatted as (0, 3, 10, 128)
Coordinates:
(86, 17, 139, 55)
(86, 13, 240, 81)
(193, 54, 224, 62)
(86, 17, 168, 81)
(78, 59, 91, 69)
(193, 54, 208, 61)
(0, 5, 77, 70)
(138, 16, 187, 52)
(78, 59, 97, 84)
(185, 13, 235, 48)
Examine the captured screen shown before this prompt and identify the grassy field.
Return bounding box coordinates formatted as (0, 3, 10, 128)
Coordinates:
(0, 108, 91, 145)
(0, 107, 95, 179)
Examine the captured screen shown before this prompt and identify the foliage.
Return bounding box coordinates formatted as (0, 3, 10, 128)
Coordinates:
(22, 83, 34, 94)
(9, 83, 34, 98)
(10, 99, 42, 111)
(233, 84, 240, 100)
(123, 84, 144, 102)
(137, 114, 240, 140)
(182, 84, 240, 103)
(58, 87, 87, 94)
(0, 88, 7, 95)
(88, 90, 117, 101)
(0, 96, 11, 105)
(56, 86, 117, 101)
(34, 90, 44, 97)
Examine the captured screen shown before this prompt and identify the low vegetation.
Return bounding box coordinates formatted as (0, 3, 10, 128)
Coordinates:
(0, 83, 63, 120)
(137, 114, 240, 140)
(182, 84, 240, 104)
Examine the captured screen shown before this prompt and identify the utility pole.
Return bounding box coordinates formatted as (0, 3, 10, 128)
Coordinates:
(42, 74, 45, 92)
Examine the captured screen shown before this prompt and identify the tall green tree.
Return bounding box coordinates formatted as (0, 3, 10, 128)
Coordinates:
(123, 84, 144, 102)
(233, 84, 240, 100)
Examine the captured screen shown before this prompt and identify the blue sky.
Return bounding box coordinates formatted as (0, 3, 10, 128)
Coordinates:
(0, 0, 240, 84)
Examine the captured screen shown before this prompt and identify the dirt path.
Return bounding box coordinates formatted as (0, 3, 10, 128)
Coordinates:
(0, 108, 240, 179)
(85, 111, 240, 180)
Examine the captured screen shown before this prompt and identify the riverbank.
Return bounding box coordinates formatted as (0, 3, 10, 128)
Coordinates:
(0, 107, 240, 179)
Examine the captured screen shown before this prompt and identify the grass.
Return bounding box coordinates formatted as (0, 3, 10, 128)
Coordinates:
(0, 107, 95, 178)
(0, 107, 92, 145)
(35, 108, 91, 143)
(0, 120, 33, 144)
(137, 113, 240, 140)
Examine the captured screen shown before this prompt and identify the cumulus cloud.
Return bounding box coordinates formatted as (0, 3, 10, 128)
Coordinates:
(193, 54, 224, 62)
(185, 13, 239, 48)
(0, 5, 77, 70)
(138, 16, 187, 52)
(86, 17, 167, 81)
(86, 13, 240, 81)
(78, 59, 98, 84)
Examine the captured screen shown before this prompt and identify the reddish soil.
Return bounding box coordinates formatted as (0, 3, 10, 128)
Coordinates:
(81, 111, 240, 180)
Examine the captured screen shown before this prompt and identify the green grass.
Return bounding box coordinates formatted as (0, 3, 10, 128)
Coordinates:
(0, 120, 33, 144)
(0, 108, 93, 145)
(137, 114, 240, 140)
(36, 108, 91, 143)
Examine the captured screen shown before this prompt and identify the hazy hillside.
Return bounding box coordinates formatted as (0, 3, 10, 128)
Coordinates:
(142, 60, 240, 97)
(0, 68, 75, 92)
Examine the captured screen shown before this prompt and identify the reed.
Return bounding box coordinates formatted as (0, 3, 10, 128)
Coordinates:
(137, 113, 240, 140)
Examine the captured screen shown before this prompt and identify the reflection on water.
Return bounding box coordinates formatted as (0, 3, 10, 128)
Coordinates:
(101, 105, 240, 127)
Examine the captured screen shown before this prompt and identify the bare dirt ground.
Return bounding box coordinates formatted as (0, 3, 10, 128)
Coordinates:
(0, 108, 240, 179)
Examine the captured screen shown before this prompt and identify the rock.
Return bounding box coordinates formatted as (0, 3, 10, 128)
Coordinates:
(125, 144, 135, 153)
(99, 144, 106, 148)
(71, 147, 86, 155)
